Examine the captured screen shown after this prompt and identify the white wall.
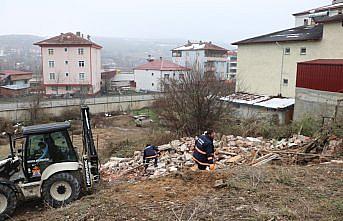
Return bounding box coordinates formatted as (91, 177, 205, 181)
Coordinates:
(172, 50, 227, 80)
(134, 69, 183, 92)
(236, 22, 343, 98)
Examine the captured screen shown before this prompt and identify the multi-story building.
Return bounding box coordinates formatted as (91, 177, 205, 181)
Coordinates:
(226, 50, 237, 80)
(171, 41, 228, 80)
(293, 0, 343, 27)
(134, 57, 189, 92)
(34, 32, 102, 95)
(233, 14, 343, 98)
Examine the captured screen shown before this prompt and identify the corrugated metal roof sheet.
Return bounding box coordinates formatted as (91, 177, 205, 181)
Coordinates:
(299, 59, 343, 65)
(232, 25, 323, 45)
(220, 93, 295, 109)
(296, 60, 343, 93)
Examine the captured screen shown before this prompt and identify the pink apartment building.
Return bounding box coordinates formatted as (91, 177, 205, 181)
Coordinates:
(34, 32, 102, 95)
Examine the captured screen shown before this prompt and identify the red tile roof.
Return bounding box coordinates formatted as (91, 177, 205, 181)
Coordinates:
(134, 59, 189, 71)
(34, 32, 102, 48)
(299, 59, 343, 65)
(0, 70, 33, 75)
(227, 50, 237, 56)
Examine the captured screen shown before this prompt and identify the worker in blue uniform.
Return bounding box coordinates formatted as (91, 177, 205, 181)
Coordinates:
(143, 144, 159, 172)
(192, 130, 216, 171)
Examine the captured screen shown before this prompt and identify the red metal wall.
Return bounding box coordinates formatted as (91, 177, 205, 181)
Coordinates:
(296, 63, 343, 93)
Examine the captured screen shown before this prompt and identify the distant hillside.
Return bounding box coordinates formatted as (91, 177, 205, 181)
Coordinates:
(0, 34, 43, 49)
(0, 34, 232, 71)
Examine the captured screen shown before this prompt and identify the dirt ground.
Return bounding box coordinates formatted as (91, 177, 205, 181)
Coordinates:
(5, 114, 343, 221)
(71, 114, 154, 162)
(13, 165, 342, 221)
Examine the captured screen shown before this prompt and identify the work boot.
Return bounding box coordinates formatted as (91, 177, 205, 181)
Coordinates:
(190, 165, 197, 171)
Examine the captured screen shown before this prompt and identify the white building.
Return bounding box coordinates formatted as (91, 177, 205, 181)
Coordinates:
(293, 0, 343, 27)
(34, 32, 102, 95)
(233, 14, 343, 98)
(172, 41, 228, 80)
(134, 57, 188, 92)
(227, 50, 237, 80)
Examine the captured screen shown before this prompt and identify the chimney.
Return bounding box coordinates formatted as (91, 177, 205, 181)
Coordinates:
(87, 35, 91, 40)
(81, 34, 84, 38)
(147, 55, 154, 62)
(76, 31, 81, 37)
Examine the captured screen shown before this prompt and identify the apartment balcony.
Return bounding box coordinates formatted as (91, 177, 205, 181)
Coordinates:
(205, 57, 227, 62)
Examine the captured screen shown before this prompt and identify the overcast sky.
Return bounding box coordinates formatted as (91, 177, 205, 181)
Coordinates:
(0, 0, 330, 43)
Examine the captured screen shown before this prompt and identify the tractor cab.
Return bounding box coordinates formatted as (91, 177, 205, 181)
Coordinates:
(20, 122, 78, 182)
(0, 106, 99, 220)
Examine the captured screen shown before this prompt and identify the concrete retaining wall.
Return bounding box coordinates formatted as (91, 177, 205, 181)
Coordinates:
(0, 94, 156, 122)
(294, 88, 343, 121)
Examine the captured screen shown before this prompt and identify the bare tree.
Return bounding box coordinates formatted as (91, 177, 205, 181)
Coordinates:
(156, 66, 234, 136)
(28, 83, 45, 124)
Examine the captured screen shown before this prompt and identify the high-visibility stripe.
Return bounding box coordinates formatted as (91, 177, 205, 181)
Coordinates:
(145, 155, 157, 159)
(195, 146, 206, 155)
(192, 157, 211, 166)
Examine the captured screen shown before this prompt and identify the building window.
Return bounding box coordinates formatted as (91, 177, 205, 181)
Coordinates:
(300, 47, 307, 55)
(49, 73, 55, 80)
(64, 48, 68, 52)
(66, 86, 72, 91)
(151, 72, 154, 76)
(164, 74, 170, 79)
(51, 86, 58, 91)
(283, 79, 289, 85)
(48, 61, 55, 68)
(173, 72, 176, 77)
(230, 57, 237, 62)
(24, 80, 28, 84)
(48, 49, 54, 55)
(179, 73, 185, 79)
(304, 19, 309, 26)
(285, 47, 291, 55)
(65, 61, 68, 65)
(78, 48, 84, 55)
(172, 51, 182, 57)
(65, 72, 69, 77)
(79, 61, 85, 67)
(79, 73, 85, 80)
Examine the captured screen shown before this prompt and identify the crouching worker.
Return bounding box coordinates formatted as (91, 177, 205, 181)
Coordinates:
(192, 130, 216, 171)
(143, 144, 159, 172)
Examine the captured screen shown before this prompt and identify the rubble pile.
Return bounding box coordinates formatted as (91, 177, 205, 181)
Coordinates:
(101, 134, 343, 182)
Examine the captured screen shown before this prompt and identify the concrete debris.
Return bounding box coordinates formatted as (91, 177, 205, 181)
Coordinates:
(214, 179, 227, 188)
(101, 134, 342, 182)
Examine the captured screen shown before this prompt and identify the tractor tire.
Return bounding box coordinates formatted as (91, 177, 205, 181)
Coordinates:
(41, 172, 80, 208)
(0, 184, 17, 220)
